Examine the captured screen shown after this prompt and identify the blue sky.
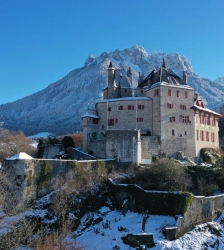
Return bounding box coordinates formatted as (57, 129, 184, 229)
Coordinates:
(0, 0, 224, 104)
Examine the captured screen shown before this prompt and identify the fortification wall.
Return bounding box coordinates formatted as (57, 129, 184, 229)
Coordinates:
(109, 181, 224, 239)
(106, 130, 141, 164)
(1, 159, 114, 213)
(141, 136, 160, 162)
(88, 140, 106, 158)
(42, 144, 64, 159)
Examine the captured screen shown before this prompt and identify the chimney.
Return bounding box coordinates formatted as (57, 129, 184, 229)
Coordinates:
(138, 72, 144, 84)
(183, 71, 188, 84)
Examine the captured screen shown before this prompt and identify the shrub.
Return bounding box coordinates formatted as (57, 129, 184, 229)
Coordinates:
(135, 158, 192, 191)
(62, 136, 75, 149)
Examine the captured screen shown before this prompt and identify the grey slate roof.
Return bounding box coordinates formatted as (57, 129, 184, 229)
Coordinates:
(138, 67, 187, 88)
(81, 109, 99, 119)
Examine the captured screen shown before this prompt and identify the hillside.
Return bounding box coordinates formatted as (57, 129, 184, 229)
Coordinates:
(0, 45, 223, 135)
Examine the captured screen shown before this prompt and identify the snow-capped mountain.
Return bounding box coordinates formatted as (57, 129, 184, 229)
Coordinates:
(0, 45, 223, 135)
(215, 77, 224, 85)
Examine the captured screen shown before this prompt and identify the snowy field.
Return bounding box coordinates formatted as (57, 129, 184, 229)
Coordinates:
(1, 205, 224, 249)
(67, 207, 224, 250)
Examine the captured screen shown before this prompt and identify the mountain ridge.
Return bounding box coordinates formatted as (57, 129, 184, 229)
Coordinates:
(0, 45, 223, 135)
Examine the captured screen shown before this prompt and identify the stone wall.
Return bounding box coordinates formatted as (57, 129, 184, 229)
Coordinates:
(96, 98, 153, 135)
(88, 139, 106, 158)
(176, 194, 224, 238)
(42, 144, 64, 159)
(1, 158, 114, 213)
(141, 136, 160, 163)
(109, 181, 224, 239)
(106, 130, 141, 164)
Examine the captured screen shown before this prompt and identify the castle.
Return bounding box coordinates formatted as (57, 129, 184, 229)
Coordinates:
(82, 60, 221, 165)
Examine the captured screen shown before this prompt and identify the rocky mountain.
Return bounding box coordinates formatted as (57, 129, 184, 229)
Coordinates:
(215, 77, 224, 85)
(0, 45, 224, 135)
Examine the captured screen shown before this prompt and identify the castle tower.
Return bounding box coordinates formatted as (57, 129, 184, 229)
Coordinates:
(127, 67, 132, 85)
(108, 62, 115, 88)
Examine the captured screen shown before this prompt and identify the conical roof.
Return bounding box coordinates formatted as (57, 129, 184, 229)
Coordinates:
(6, 152, 34, 160)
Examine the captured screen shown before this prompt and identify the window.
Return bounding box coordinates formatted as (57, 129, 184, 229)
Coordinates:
(197, 130, 199, 140)
(168, 89, 172, 96)
(108, 107, 111, 111)
(118, 106, 123, 110)
(180, 105, 187, 110)
(138, 105, 144, 110)
(180, 115, 190, 123)
(172, 129, 175, 136)
(93, 118, 98, 124)
(167, 103, 174, 109)
(207, 116, 210, 125)
(137, 118, 144, 122)
(206, 131, 209, 142)
(211, 132, 215, 142)
(177, 91, 180, 97)
(201, 130, 204, 141)
(185, 131, 187, 136)
(125, 89, 127, 92)
(154, 89, 159, 96)
(141, 90, 143, 94)
(169, 116, 176, 122)
(128, 105, 134, 110)
(201, 116, 206, 124)
(108, 119, 114, 126)
(185, 91, 188, 98)
(115, 119, 118, 123)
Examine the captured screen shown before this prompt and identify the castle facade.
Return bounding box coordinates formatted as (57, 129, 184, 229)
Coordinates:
(82, 61, 221, 164)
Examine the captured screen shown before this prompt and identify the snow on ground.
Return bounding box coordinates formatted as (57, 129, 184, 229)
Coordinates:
(67, 209, 224, 250)
(67, 207, 176, 250)
(1, 199, 224, 249)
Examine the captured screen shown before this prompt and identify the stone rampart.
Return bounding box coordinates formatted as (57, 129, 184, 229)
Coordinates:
(1, 158, 114, 213)
(109, 181, 224, 240)
(141, 136, 160, 163)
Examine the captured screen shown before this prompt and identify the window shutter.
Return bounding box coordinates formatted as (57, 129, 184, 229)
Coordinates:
(179, 115, 182, 122)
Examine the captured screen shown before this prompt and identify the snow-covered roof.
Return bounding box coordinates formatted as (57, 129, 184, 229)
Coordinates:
(81, 109, 99, 119)
(190, 105, 222, 116)
(6, 152, 34, 160)
(28, 132, 55, 139)
(98, 97, 151, 104)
